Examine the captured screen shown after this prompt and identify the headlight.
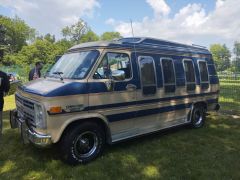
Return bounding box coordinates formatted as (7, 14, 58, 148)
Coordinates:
(34, 104, 46, 129)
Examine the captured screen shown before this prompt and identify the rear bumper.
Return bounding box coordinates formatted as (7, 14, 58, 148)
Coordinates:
(207, 102, 220, 112)
(10, 109, 52, 147)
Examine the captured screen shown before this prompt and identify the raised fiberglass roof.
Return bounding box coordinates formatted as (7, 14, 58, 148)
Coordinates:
(69, 37, 210, 55)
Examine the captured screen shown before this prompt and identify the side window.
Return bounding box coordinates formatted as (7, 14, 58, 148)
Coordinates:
(94, 52, 131, 80)
(161, 58, 176, 93)
(183, 60, 196, 91)
(198, 61, 209, 89)
(139, 56, 156, 95)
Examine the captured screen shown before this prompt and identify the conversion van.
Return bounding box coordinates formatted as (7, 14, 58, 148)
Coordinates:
(10, 37, 220, 165)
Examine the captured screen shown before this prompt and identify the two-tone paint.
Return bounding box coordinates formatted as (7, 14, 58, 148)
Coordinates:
(12, 37, 220, 146)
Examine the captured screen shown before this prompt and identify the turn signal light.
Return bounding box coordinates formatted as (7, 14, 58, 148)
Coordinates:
(49, 106, 62, 114)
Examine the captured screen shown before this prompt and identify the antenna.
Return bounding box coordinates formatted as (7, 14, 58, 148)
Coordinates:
(130, 19, 138, 73)
(130, 19, 135, 38)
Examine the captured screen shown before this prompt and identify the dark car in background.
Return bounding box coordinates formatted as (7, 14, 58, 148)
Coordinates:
(7, 72, 18, 82)
(7, 72, 21, 95)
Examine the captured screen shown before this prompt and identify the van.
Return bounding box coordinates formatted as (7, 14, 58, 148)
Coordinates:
(10, 37, 220, 165)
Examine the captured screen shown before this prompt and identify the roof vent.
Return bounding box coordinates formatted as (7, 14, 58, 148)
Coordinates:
(192, 44, 207, 49)
(118, 38, 142, 43)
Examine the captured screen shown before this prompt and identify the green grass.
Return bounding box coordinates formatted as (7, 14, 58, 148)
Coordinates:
(219, 79, 240, 114)
(1, 96, 240, 179)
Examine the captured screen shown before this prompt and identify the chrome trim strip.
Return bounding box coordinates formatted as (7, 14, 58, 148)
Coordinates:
(112, 121, 189, 143)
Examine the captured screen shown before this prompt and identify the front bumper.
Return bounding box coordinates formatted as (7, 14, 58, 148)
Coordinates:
(10, 109, 52, 147)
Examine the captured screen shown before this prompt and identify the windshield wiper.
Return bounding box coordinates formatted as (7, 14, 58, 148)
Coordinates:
(53, 71, 64, 81)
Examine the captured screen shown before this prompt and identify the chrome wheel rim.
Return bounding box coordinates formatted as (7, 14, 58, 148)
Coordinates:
(74, 131, 98, 159)
(194, 110, 203, 125)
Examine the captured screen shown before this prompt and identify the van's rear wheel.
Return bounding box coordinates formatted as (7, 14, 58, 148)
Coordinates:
(60, 122, 105, 165)
(190, 105, 206, 128)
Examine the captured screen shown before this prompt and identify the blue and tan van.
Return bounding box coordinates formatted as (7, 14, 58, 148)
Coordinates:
(10, 37, 220, 164)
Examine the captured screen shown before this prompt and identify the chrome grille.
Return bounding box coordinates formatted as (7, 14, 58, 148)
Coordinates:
(15, 94, 36, 128)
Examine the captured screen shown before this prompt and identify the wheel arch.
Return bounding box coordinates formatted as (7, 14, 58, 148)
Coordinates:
(54, 114, 112, 144)
(192, 101, 208, 111)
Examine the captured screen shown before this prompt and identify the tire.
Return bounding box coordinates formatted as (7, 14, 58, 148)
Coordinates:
(190, 105, 206, 128)
(59, 122, 105, 165)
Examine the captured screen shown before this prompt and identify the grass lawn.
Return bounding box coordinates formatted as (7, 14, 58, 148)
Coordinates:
(0, 96, 240, 179)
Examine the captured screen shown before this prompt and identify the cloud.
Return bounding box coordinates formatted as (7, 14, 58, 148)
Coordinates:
(105, 18, 116, 26)
(109, 0, 240, 48)
(216, 0, 224, 8)
(0, 0, 100, 37)
(146, 0, 170, 16)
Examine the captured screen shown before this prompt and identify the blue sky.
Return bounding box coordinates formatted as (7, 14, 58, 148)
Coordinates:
(0, 0, 239, 49)
(85, 0, 216, 35)
(0, 0, 216, 35)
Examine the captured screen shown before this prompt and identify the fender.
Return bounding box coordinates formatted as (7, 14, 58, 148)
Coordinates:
(51, 112, 112, 144)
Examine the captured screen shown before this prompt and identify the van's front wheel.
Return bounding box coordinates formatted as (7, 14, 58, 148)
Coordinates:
(60, 122, 105, 165)
(190, 105, 206, 128)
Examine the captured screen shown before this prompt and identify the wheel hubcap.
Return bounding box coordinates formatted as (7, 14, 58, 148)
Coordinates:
(74, 131, 98, 159)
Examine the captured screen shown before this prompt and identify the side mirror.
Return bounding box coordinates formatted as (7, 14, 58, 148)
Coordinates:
(112, 70, 125, 81)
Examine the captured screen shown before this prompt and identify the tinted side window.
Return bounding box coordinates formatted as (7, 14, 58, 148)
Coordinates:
(94, 52, 131, 80)
(198, 61, 209, 90)
(184, 60, 196, 91)
(161, 59, 176, 93)
(162, 59, 175, 84)
(139, 56, 156, 95)
(199, 61, 209, 82)
(184, 61, 195, 82)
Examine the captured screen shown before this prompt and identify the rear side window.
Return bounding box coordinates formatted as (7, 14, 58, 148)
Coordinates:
(199, 61, 209, 82)
(198, 61, 209, 90)
(161, 58, 176, 93)
(139, 56, 156, 95)
(183, 60, 196, 91)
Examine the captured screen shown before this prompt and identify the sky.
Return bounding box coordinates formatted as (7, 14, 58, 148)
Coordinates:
(0, 0, 239, 50)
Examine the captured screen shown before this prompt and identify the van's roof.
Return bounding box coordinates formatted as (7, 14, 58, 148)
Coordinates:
(69, 37, 210, 55)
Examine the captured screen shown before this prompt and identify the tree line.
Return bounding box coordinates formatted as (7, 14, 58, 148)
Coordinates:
(0, 16, 121, 67)
(210, 43, 240, 72)
(0, 15, 240, 73)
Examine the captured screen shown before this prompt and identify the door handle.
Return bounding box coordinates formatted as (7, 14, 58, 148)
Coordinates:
(126, 84, 137, 91)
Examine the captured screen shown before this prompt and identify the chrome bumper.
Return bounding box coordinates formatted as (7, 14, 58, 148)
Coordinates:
(26, 128, 52, 147)
(10, 109, 52, 147)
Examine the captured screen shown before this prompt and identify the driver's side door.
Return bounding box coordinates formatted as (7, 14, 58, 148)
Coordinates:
(88, 51, 138, 142)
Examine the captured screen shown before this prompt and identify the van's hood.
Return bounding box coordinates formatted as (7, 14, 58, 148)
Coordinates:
(19, 78, 88, 97)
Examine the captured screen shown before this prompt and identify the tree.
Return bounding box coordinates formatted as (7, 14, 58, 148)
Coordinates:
(0, 15, 35, 53)
(233, 41, 240, 72)
(44, 33, 56, 43)
(100, 32, 122, 41)
(0, 24, 6, 59)
(3, 38, 71, 66)
(210, 44, 231, 72)
(0, 24, 6, 45)
(80, 31, 99, 43)
(62, 19, 90, 44)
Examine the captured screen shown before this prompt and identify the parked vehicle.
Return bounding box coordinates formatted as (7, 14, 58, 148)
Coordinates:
(10, 37, 220, 165)
(7, 72, 21, 95)
(7, 72, 18, 82)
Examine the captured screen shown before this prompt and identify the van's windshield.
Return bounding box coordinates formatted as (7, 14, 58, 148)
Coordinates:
(47, 50, 99, 79)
